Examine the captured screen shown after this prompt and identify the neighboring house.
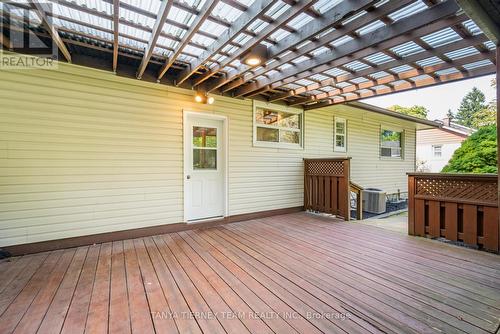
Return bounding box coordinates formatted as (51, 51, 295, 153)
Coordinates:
(0, 62, 438, 247)
(416, 118, 475, 172)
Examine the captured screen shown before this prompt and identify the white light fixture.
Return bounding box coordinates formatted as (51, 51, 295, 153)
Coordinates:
(241, 44, 268, 67)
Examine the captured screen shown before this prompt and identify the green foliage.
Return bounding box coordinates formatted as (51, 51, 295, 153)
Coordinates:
(387, 105, 428, 119)
(471, 103, 497, 128)
(442, 125, 497, 174)
(454, 87, 486, 127)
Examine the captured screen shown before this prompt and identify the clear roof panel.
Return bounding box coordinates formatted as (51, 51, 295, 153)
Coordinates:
(388, 0, 428, 22)
(421, 28, 462, 48)
(444, 46, 480, 60)
(462, 59, 493, 70)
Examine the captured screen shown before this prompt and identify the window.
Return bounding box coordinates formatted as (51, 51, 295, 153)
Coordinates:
(254, 105, 302, 148)
(433, 145, 442, 157)
(334, 117, 347, 152)
(192, 126, 217, 169)
(380, 128, 403, 158)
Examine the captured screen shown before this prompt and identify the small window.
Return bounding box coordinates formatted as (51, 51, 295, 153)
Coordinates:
(334, 117, 347, 152)
(254, 106, 302, 148)
(381, 128, 403, 158)
(192, 127, 217, 169)
(433, 145, 442, 157)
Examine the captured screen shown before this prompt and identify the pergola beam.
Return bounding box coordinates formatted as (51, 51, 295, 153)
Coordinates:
(112, 0, 119, 72)
(175, 0, 279, 86)
(304, 64, 495, 110)
(456, 0, 500, 45)
(273, 34, 489, 102)
(290, 51, 495, 106)
(190, 0, 318, 87)
(28, 0, 71, 63)
(232, 0, 461, 97)
(136, 0, 174, 79)
(205, 0, 381, 92)
(157, 0, 220, 81)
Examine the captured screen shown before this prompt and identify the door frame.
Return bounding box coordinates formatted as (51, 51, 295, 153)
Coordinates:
(183, 110, 228, 223)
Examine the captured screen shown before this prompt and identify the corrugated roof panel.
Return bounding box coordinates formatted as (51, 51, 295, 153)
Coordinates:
(344, 60, 370, 72)
(270, 28, 290, 42)
(247, 18, 268, 34)
(295, 79, 315, 86)
(388, 0, 427, 22)
(372, 84, 389, 90)
(120, 0, 160, 13)
(323, 67, 348, 76)
(309, 46, 330, 57)
(291, 55, 310, 64)
(336, 82, 351, 88)
(277, 63, 293, 71)
(416, 56, 444, 67)
(369, 71, 390, 79)
(356, 20, 385, 36)
(119, 35, 147, 50)
(390, 64, 414, 73)
(314, 0, 342, 14)
(342, 9, 367, 25)
(265, 2, 290, 19)
(435, 67, 459, 76)
(199, 18, 228, 37)
(211, 1, 243, 23)
(364, 52, 394, 65)
(484, 41, 496, 50)
(390, 41, 424, 57)
(232, 32, 252, 45)
(462, 19, 483, 36)
(410, 74, 432, 82)
(183, 44, 205, 56)
(444, 46, 479, 60)
(320, 86, 336, 92)
(282, 83, 302, 90)
(309, 73, 330, 81)
(421, 27, 462, 48)
(350, 77, 370, 84)
(462, 59, 493, 70)
(330, 35, 353, 47)
(288, 12, 313, 30)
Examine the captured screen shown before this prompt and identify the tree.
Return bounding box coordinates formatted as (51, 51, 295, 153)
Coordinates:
(441, 125, 497, 174)
(387, 105, 428, 119)
(471, 104, 496, 128)
(455, 87, 486, 127)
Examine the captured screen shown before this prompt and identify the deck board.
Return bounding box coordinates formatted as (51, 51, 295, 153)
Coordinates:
(0, 212, 499, 334)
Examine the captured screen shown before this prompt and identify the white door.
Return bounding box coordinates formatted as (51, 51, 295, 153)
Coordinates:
(184, 113, 226, 221)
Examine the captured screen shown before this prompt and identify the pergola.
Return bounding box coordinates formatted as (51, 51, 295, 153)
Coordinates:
(0, 0, 497, 111)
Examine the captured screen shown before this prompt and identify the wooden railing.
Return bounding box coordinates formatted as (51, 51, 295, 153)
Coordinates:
(304, 158, 350, 220)
(408, 173, 499, 253)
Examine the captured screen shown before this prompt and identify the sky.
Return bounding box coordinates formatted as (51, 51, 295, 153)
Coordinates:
(363, 74, 496, 121)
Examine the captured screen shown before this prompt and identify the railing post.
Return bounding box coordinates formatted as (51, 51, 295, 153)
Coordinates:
(343, 159, 351, 221)
(408, 175, 415, 236)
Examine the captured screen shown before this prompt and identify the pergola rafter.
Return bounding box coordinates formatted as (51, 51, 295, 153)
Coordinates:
(157, 0, 220, 80)
(112, 0, 119, 72)
(174, 0, 279, 86)
(231, 0, 461, 97)
(136, 0, 174, 80)
(28, 0, 72, 63)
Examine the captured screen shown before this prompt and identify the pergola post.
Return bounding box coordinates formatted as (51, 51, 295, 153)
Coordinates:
(497, 46, 499, 250)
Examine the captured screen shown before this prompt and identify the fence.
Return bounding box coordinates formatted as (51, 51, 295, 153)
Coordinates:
(408, 173, 498, 252)
(304, 158, 351, 220)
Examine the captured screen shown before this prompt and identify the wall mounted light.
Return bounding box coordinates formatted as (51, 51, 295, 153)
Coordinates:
(194, 92, 215, 104)
(241, 44, 268, 67)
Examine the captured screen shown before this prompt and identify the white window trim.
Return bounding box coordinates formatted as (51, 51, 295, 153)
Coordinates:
(334, 117, 347, 152)
(252, 101, 304, 150)
(432, 144, 443, 158)
(380, 125, 405, 160)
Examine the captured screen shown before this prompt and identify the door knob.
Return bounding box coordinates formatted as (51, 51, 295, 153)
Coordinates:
(186, 175, 191, 179)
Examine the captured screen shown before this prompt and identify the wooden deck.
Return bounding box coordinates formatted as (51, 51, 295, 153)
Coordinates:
(0, 212, 499, 334)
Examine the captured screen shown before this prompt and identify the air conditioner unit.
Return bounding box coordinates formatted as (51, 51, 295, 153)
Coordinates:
(362, 188, 386, 214)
